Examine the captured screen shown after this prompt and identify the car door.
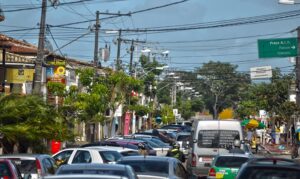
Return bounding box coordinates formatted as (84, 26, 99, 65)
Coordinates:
(52, 149, 74, 166)
(42, 158, 56, 175)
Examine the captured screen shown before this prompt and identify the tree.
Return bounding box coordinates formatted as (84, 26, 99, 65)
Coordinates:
(72, 68, 142, 140)
(196, 61, 250, 119)
(0, 95, 72, 153)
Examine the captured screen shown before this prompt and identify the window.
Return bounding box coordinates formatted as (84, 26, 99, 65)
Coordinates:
(119, 160, 169, 175)
(198, 130, 240, 148)
(72, 150, 92, 164)
(215, 156, 249, 168)
(99, 151, 122, 163)
(53, 150, 73, 166)
(0, 162, 11, 177)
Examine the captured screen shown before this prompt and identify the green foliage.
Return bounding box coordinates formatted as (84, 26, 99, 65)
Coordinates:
(196, 61, 250, 119)
(47, 81, 66, 96)
(0, 95, 72, 153)
(160, 105, 175, 124)
(129, 105, 150, 116)
(236, 68, 298, 123)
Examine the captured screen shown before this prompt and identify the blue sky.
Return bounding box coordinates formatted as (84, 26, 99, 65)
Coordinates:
(1, 0, 300, 74)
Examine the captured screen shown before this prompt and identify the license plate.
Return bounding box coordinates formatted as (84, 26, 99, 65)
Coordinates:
(216, 172, 224, 178)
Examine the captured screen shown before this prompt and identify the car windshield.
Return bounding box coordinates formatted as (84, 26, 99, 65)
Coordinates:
(0, 162, 11, 177)
(99, 151, 122, 163)
(198, 130, 240, 148)
(10, 159, 37, 174)
(239, 167, 300, 179)
(58, 169, 127, 177)
(119, 160, 169, 175)
(215, 156, 249, 168)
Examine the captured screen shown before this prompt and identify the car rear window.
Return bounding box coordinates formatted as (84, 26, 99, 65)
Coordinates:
(118, 160, 169, 175)
(58, 169, 127, 177)
(99, 151, 122, 163)
(239, 167, 300, 179)
(198, 130, 240, 148)
(0, 162, 11, 177)
(215, 156, 249, 168)
(10, 159, 37, 174)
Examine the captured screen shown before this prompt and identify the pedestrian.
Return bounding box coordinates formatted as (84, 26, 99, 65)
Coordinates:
(229, 139, 245, 154)
(137, 143, 148, 156)
(166, 143, 185, 163)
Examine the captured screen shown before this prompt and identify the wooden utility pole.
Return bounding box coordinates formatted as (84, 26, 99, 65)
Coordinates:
(94, 11, 100, 69)
(116, 29, 122, 71)
(129, 40, 134, 76)
(33, 0, 47, 95)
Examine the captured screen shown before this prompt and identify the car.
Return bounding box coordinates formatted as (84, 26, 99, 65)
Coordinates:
(125, 138, 170, 156)
(186, 120, 244, 177)
(52, 148, 122, 166)
(43, 174, 129, 179)
(0, 159, 23, 179)
(106, 139, 157, 156)
(117, 156, 189, 179)
(207, 154, 251, 179)
(236, 158, 300, 179)
(84, 146, 140, 157)
(55, 163, 138, 179)
(0, 154, 56, 179)
(175, 132, 191, 156)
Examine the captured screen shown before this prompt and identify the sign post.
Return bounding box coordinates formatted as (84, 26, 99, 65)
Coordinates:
(258, 37, 298, 58)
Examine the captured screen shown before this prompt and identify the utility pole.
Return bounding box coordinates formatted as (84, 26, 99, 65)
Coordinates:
(93, 11, 100, 69)
(33, 0, 47, 95)
(116, 29, 122, 71)
(297, 26, 300, 107)
(129, 40, 134, 76)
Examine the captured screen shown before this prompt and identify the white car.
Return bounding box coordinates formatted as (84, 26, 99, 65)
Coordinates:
(52, 148, 122, 166)
(85, 146, 140, 157)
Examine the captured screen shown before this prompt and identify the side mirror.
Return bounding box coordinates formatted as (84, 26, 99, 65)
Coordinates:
(193, 139, 197, 143)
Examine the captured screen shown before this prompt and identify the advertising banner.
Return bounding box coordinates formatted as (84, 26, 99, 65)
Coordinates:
(6, 68, 34, 83)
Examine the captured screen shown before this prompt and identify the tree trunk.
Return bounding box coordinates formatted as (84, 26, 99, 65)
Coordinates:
(213, 94, 219, 119)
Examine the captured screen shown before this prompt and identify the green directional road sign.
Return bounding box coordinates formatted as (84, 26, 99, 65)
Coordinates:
(258, 37, 298, 58)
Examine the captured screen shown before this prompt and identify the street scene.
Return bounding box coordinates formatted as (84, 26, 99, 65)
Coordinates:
(2, 0, 300, 179)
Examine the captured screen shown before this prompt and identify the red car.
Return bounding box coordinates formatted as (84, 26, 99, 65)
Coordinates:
(0, 159, 22, 179)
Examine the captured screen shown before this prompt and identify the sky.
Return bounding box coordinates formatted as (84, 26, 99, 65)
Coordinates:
(1, 0, 300, 75)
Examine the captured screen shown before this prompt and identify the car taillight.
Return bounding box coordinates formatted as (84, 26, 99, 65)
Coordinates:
(192, 153, 197, 167)
(3, 176, 9, 179)
(208, 168, 216, 176)
(36, 159, 42, 177)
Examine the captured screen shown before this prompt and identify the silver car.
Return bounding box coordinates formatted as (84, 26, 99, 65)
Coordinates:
(55, 163, 137, 179)
(0, 154, 56, 179)
(117, 156, 188, 179)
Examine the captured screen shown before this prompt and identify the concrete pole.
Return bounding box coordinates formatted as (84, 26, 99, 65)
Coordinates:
(33, 0, 47, 95)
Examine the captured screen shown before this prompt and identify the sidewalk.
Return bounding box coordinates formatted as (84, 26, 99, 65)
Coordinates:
(261, 143, 292, 155)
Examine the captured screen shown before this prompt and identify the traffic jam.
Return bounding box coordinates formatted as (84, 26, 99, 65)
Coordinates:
(1, 119, 300, 179)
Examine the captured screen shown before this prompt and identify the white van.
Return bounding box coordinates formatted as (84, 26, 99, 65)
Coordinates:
(186, 119, 244, 177)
